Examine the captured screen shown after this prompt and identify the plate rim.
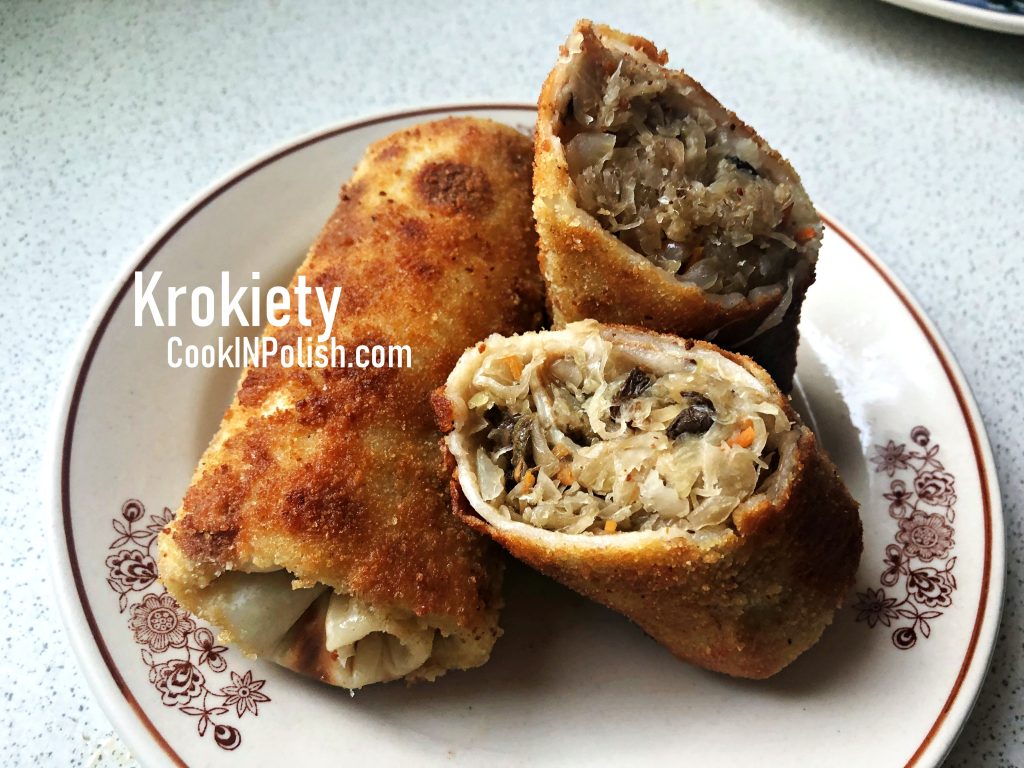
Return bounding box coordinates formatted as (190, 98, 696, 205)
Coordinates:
(46, 102, 1005, 768)
(880, 0, 1024, 33)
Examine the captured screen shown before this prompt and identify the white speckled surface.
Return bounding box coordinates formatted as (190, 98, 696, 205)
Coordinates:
(2, 1, 1020, 765)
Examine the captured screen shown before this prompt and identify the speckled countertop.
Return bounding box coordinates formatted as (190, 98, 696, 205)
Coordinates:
(1, 1, 1021, 766)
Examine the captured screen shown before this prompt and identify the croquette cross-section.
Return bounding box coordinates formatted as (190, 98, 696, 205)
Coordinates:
(534, 20, 822, 389)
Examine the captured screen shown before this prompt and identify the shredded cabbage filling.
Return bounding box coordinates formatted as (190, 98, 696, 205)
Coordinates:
(561, 34, 818, 298)
(463, 333, 790, 535)
(203, 569, 456, 687)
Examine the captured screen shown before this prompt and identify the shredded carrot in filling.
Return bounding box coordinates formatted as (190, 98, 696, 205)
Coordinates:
(604, 519, 617, 533)
(794, 226, 817, 244)
(557, 465, 575, 486)
(727, 419, 756, 449)
(521, 470, 536, 492)
(502, 356, 524, 380)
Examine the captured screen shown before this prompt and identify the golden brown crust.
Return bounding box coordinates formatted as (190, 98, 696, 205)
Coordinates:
(589, 21, 667, 64)
(534, 20, 818, 389)
(436, 325, 862, 678)
(159, 118, 545, 638)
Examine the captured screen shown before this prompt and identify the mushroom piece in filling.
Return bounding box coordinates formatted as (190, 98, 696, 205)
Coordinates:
(458, 325, 792, 536)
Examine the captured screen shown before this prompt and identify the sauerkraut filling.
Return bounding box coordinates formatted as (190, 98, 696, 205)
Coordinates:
(561, 33, 819, 297)
(461, 331, 791, 535)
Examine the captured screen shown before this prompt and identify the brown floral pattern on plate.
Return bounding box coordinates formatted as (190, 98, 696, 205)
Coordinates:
(856, 426, 957, 649)
(106, 499, 269, 750)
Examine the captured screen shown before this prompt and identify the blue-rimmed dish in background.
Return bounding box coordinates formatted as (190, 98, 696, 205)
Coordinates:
(881, 0, 1024, 32)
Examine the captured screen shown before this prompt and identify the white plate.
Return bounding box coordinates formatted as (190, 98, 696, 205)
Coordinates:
(880, 0, 1024, 33)
(48, 105, 1004, 768)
